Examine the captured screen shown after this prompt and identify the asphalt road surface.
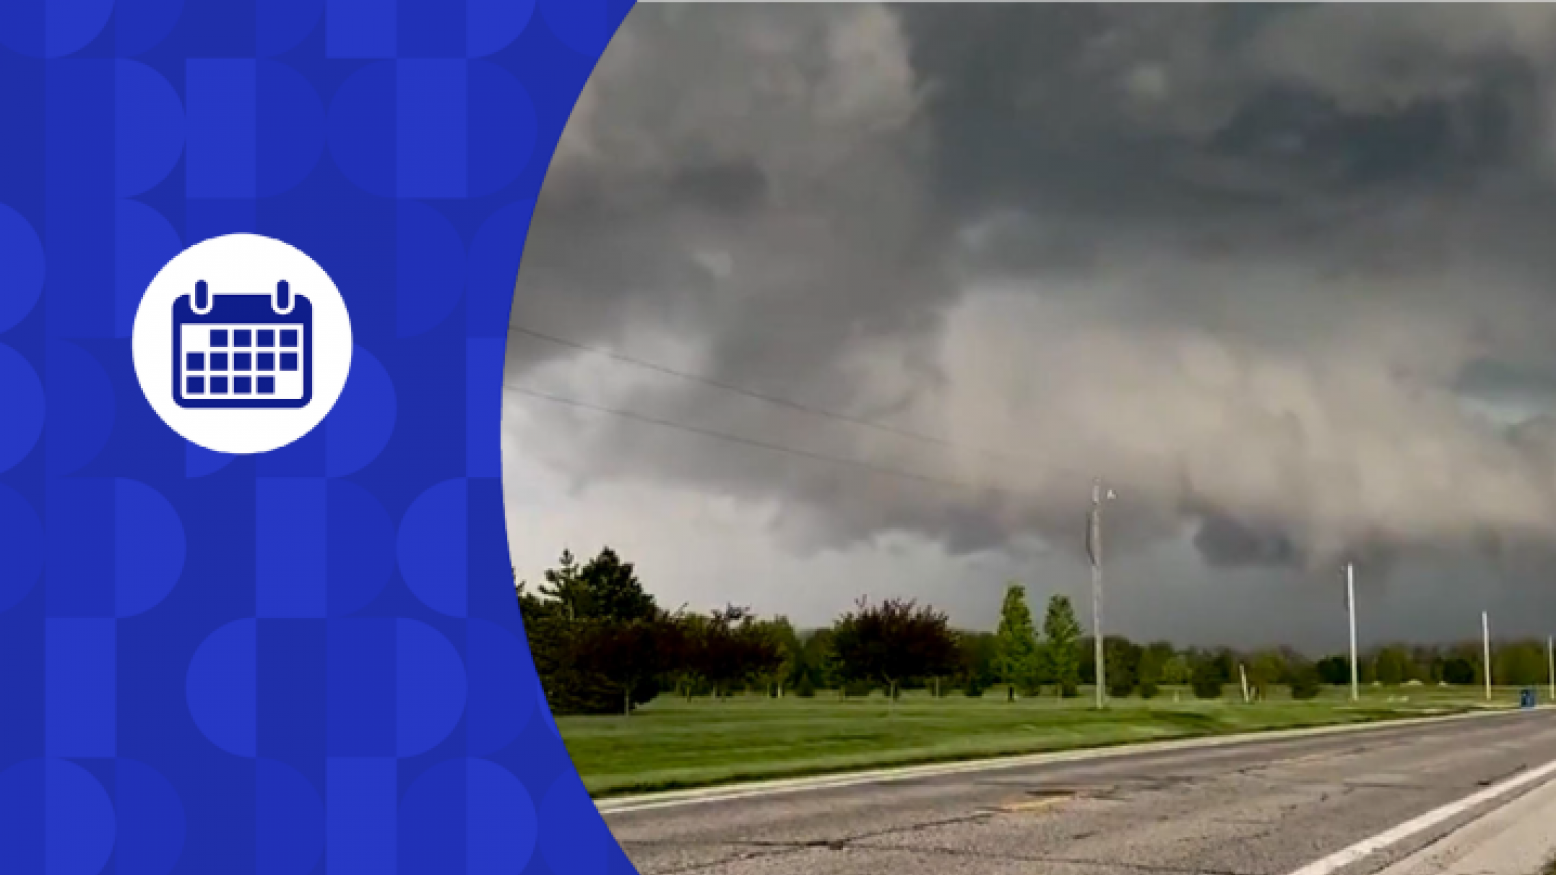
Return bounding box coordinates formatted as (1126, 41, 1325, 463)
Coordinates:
(604, 710, 1556, 875)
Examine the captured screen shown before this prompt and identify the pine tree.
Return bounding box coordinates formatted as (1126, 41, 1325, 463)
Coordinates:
(520, 547, 669, 715)
(1042, 595, 1082, 697)
(994, 584, 1040, 700)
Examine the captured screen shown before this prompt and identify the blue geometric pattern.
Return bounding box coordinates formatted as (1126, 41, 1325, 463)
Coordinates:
(0, 0, 640, 871)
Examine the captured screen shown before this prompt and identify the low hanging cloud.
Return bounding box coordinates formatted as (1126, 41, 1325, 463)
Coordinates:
(508, 4, 1556, 581)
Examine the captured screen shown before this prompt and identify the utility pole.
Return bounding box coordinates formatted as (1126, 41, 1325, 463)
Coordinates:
(1346, 564, 1359, 702)
(1482, 611, 1492, 703)
(1087, 479, 1115, 711)
(1548, 635, 1554, 705)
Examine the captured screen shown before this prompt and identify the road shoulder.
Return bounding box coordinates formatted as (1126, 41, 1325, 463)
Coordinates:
(1372, 767, 1556, 875)
(598, 707, 1532, 815)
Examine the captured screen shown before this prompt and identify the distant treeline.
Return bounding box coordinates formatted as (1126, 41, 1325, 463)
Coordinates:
(516, 547, 1553, 716)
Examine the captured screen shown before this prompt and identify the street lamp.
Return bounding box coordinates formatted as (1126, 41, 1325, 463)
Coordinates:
(1482, 611, 1492, 703)
(1088, 478, 1117, 710)
(1345, 564, 1358, 702)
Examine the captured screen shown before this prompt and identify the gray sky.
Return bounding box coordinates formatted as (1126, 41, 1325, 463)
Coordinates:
(504, 4, 1556, 652)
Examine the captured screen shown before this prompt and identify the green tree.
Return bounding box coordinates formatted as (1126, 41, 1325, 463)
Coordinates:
(1145, 641, 1177, 669)
(764, 615, 803, 696)
(1137, 644, 1169, 699)
(830, 597, 959, 702)
(576, 548, 657, 622)
(525, 551, 581, 615)
(579, 613, 686, 715)
(688, 606, 784, 699)
(1409, 646, 1440, 683)
(1288, 657, 1322, 700)
(517, 547, 673, 715)
(954, 631, 999, 697)
(801, 629, 843, 694)
(1441, 656, 1475, 685)
(994, 584, 1040, 700)
(1248, 652, 1287, 700)
(1041, 595, 1082, 697)
(1374, 646, 1409, 686)
(1104, 635, 1142, 698)
(1191, 657, 1224, 699)
(1494, 641, 1546, 686)
(670, 613, 712, 699)
(793, 674, 817, 697)
(1078, 636, 1098, 686)
(1315, 655, 1349, 686)
(1212, 648, 1238, 686)
(1160, 654, 1191, 686)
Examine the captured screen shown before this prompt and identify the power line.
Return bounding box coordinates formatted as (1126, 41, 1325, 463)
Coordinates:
(503, 382, 1026, 499)
(506, 323, 1022, 465)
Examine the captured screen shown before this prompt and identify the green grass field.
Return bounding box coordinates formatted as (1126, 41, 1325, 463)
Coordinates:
(559, 684, 1535, 798)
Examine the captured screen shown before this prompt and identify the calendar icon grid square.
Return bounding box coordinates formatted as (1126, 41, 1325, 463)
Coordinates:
(179, 322, 305, 402)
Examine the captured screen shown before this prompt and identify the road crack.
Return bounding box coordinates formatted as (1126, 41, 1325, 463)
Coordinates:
(847, 840, 1260, 875)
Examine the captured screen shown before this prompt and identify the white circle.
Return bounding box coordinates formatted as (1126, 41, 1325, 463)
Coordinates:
(132, 234, 354, 455)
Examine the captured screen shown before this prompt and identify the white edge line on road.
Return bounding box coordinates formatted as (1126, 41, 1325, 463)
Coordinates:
(596, 707, 1539, 816)
(1281, 755, 1556, 875)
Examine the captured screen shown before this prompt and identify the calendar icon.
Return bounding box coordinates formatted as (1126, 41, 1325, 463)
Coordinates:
(173, 279, 312, 409)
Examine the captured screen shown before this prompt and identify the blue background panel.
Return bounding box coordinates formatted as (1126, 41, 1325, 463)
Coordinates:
(0, 0, 641, 871)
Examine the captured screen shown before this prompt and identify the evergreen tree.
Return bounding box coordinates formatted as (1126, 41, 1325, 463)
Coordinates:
(518, 547, 670, 715)
(994, 584, 1040, 700)
(1042, 595, 1082, 697)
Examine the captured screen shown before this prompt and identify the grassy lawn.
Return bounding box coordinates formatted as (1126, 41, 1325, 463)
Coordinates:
(559, 684, 1532, 798)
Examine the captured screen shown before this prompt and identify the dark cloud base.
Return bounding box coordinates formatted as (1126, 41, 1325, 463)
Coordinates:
(509, 4, 1556, 607)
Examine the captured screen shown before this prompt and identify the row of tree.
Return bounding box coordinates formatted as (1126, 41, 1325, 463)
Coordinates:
(517, 548, 1552, 716)
(977, 585, 1324, 700)
(516, 548, 786, 715)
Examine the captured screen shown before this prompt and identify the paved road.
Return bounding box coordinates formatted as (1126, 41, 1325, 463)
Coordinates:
(604, 710, 1556, 875)
(1376, 763, 1556, 875)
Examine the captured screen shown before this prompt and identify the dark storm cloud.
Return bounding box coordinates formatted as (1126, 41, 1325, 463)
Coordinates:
(1193, 513, 1299, 569)
(508, 3, 1556, 584)
(667, 159, 770, 215)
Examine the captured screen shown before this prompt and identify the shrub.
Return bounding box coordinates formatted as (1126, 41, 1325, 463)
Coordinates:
(1289, 664, 1323, 700)
(794, 675, 816, 698)
(964, 679, 986, 697)
(1191, 661, 1224, 699)
(1138, 679, 1160, 700)
(842, 680, 874, 698)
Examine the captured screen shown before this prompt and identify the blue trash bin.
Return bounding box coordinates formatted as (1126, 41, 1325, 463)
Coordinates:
(1520, 688, 1536, 709)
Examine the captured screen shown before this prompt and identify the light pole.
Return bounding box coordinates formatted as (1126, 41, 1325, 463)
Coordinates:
(1346, 564, 1359, 702)
(1482, 611, 1492, 703)
(1087, 478, 1116, 711)
(1548, 635, 1554, 705)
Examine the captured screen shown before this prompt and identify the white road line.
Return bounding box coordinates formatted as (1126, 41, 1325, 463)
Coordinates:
(596, 708, 1537, 816)
(1282, 756, 1556, 875)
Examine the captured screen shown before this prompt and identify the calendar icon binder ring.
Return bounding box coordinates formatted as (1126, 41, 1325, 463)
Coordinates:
(173, 279, 313, 409)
